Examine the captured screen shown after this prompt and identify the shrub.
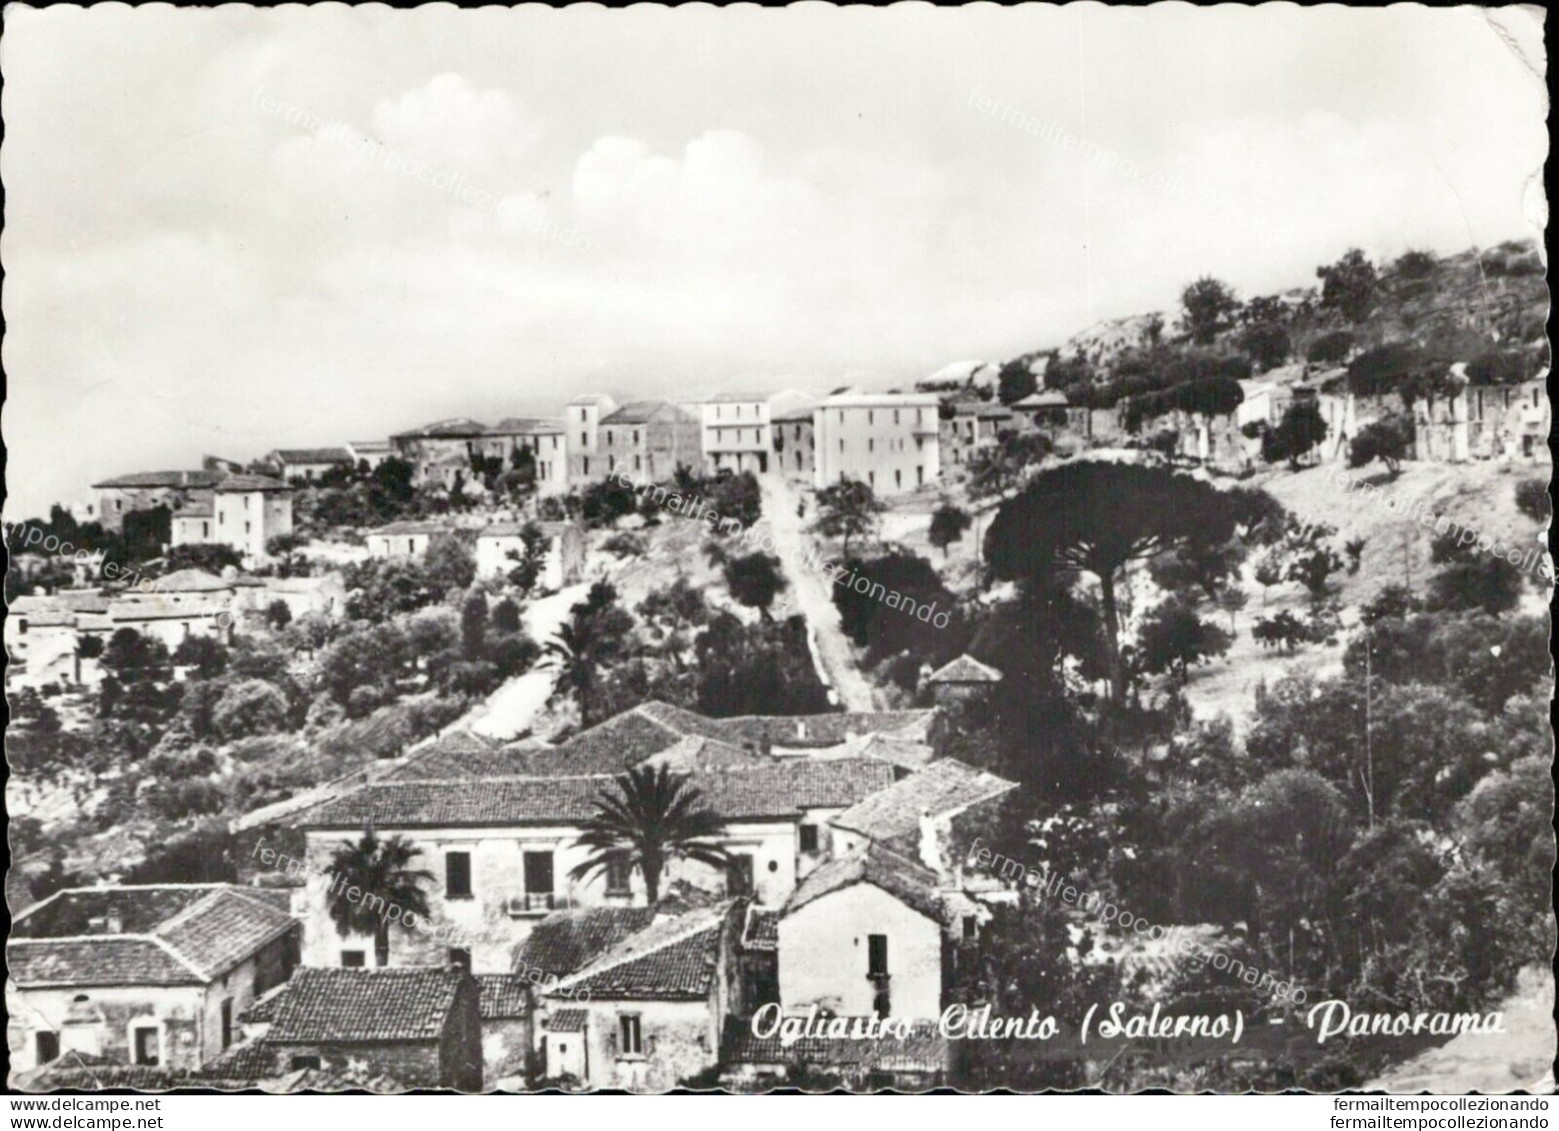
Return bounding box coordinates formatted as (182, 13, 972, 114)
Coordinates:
(1514, 479, 1551, 525)
(1307, 330, 1355, 365)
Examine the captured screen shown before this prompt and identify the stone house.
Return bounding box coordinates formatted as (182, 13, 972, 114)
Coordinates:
(264, 448, 354, 484)
(168, 474, 293, 566)
(564, 393, 618, 484)
(474, 521, 584, 590)
(939, 402, 1012, 467)
(923, 654, 1003, 705)
(289, 759, 896, 973)
(538, 902, 741, 1091)
(6, 885, 300, 1074)
(479, 419, 569, 494)
(232, 966, 483, 1091)
(771, 406, 817, 482)
(476, 974, 533, 1084)
(365, 520, 457, 560)
(774, 843, 947, 1022)
(812, 393, 942, 496)
(345, 440, 395, 471)
(596, 401, 703, 482)
(1416, 374, 1551, 463)
(90, 470, 226, 533)
(389, 419, 489, 488)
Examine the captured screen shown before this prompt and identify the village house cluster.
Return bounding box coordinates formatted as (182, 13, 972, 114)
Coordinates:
(10, 679, 1030, 1092)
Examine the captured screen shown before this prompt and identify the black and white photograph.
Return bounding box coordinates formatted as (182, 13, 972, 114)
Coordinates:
(1, 1, 1552, 1107)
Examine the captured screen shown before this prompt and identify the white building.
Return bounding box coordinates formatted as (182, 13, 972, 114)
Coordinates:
(565, 394, 618, 484)
(6, 885, 300, 1074)
(364, 521, 456, 560)
(812, 393, 942, 496)
(474, 522, 584, 591)
(167, 474, 293, 566)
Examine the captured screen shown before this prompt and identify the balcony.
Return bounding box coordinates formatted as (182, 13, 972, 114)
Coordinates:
(506, 892, 557, 917)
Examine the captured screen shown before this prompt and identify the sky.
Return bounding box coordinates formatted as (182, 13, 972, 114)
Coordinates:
(1, 3, 1546, 517)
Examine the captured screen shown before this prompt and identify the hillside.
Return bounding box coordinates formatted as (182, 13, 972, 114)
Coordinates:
(974, 240, 1547, 394)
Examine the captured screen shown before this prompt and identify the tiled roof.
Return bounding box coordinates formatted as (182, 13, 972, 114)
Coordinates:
(91, 470, 224, 490)
(741, 906, 779, 952)
(926, 654, 1003, 684)
(175, 502, 215, 519)
(477, 974, 533, 1019)
(7, 937, 203, 987)
(274, 448, 353, 464)
(267, 967, 466, 1043)
(544, 1008, 588, 1033)
(783, 843, 944, 924)
(487, 418, 562, 435)
(722, 1017, 949, 1073)
(548, 904, 730, 1000)
(239, 983, 290, 1025)
(771, 407, 817, 423)
(382, 738, 548, 782)
(297, 776, 613, 828)
(714, 709, 939, 748)
(602, 400, 696, 425)
(516, 907, 658, 978)
(110, 594, 233, 622)
(393, 418, 489, 439)
(298, 760, 895, 829)
(214, 473, 291, 492)
(151, 568, 234, 593)
(831, 759, 1017, 842)
(544, 709, 692, 771)
(641, 734, 769, 771)
(8, 885, 298, 988)
(369, 520, 456, 537)
(348, 440, 393, 452)
(837, 734, 938, 772)
(199, 1039, 280, 1080)
(567, 394, 615, 407)
(16, 1050, 196, 1091)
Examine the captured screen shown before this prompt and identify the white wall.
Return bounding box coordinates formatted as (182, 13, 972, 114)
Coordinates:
(812, 400, 941, 496)
(777, 883, 943, 1021)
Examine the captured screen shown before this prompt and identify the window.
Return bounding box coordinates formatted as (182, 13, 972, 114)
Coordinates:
(868, 411, 874, 425)
(608, 455, 616, 472)
(244, 521, 251, 534)
(290, 1055, 321, 1071)
(133, 1026, 160, 1066)
(894, 409, 901, 425)
(868, 439, 874, 452)
(407, 538, 415, 554)
(895, 469, 902, 489)
(202, 522, 209, 538)
(579, 409, 587, 422)
(727, 855, 754, 896)
(799, 824, 820, 853)
(633, 430, 640, 445)
(963, 916, 978, 941)
(582, 457, 590, 474)
(341, 950, 365, 968)
(868, 472, 876, 487)
(838, 439, 845, 453)
(35, 1031, 60, 1065)
(221, 999, 233, 1049)
(524, 851, 555, 910)
(17, 619, 26, 635)
(634, 455, 642, 471)
(868, 934, 889, 977)
(618, 1014, 643, 1056)
(580, 432, 588, 448)
(445, 852, 472, 899)
(375, 935, 389, 968)
(605, 856, 632, 894)
(449, 948, 472, 972)
(916, 466, 924, 486)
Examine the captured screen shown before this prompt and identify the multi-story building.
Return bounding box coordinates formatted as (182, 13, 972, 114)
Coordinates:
(812, 393, 942, 496)
(209, 475, 294, 565)
(771, 407, 817, 482)
(939, 402, 1012, 466)
(90, 470, 226, 533)
(481, 419, 569, 494)
(346, 440, 396, 471)
(264, 449, 354, 483)
(388, 419, 488, 488)
(598, 401, 702, 482)
(6, 885, 300, 1074)
(564, 394, 617, 484)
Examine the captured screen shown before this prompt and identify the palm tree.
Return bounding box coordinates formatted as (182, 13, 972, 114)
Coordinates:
(326, 828, 433, 966)
(544, 583, 629, 727)
(569, 765, 733, 903)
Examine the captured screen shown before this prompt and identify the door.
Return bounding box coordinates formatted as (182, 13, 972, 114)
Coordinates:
(134, 1026, 160, 1066)
(221, 999, 233, 1049)
(35, 1031, 60, 1066)
(727, 855, 754, 897)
